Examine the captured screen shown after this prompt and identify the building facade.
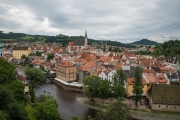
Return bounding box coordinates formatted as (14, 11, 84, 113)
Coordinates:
(12, 47, 32, 59)
(56, 60, 77, 82)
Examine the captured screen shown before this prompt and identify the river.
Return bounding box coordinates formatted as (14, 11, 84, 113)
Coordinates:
(35, 83, 97, 120)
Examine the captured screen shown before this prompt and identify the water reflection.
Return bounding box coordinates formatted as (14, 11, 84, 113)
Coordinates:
(35, 83, 97, 120)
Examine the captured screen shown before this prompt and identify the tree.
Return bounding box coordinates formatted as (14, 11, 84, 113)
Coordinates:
(97, 99, 131, 120)
(133, 66, 143, 107)
(35, 50, 41, 56)
(0, 110, 9, 120)
(112, 69, 127, 98)
(0, 85, 15, 110)
(8, 103, 28, 120)
(21, 54, 26, 59)
(47, 53, 54, 61)
(35, 95, 60, 120)
(83, 76, 101, 102)
(98, 80, 111, 103)
(8, 80, 25, 101)
(29, 64, 34, 67)
(0, 58, 15, 83)
(25, 68, 46, 88)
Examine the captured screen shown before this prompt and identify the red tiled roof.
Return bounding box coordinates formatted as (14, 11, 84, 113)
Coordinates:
(144, 73, 158, 83)
(127, 78, 146, 85)
(79, 61, 96, 72)
(68, 42, 74, 46)
(58, 60, 73, 67)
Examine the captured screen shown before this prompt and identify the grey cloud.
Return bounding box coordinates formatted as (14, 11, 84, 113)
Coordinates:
(0, 0, 180, 43)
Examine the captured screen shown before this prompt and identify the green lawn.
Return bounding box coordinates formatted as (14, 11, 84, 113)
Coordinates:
(25, 103, 37, 120)
(21, 36, 34, 40)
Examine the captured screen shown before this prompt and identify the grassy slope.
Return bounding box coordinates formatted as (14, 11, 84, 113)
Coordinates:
(21, 36, 34, 40)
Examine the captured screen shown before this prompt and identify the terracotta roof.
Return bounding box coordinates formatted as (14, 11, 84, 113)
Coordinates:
(141, 59, 153, 67)
(114, 63, 122, 71)
(58, 60, 73, 67)
(70, 47, 77, 51)
(32, 59, 43, 65)
(18, 73, 26, 81)
(159, 67, 172, 73)
(97, 65, 105, 72)
(157, 74, 167, 83)
(79, 61, 96, 72)
(127, 78, 146, 85)
(99, 56, 112, 62)
(4, 54, 13, 58)
(143, 69, 155, 73)
(144, 73, 158, 83)
(81, 52, 90, 59)
(68, 42, 74, 46)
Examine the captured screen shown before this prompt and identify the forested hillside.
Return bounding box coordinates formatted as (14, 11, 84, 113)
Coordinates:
(153, 40, 180, 56)
(0, 32, 135, 48)
(130, 39, 159, 45)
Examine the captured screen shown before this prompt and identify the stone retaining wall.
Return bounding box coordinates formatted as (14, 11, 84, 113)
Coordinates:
(52, 80, 83, 92)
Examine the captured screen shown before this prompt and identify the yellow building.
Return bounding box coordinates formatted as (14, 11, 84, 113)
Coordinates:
(12, 47, 32, 59)
(56, 60, 77, 82)
(126, 78, 147, 97)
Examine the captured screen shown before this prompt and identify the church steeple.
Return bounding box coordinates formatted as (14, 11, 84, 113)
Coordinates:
(85, 30, 87, 38)
(84, 31, 88, 47)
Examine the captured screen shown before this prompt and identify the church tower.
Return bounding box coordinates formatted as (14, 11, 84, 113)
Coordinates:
(0, 39, 4, 57)
(84, 31, 88, 47)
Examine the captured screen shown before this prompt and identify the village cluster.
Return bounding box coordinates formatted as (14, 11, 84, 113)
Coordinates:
(0, 32, 180, 113)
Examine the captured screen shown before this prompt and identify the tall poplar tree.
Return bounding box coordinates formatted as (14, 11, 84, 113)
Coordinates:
(133, 66, 143, 106)
(112, 69, 127, 98)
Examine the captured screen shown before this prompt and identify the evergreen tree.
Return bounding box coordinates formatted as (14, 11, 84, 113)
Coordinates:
(133, 66, 143, 106)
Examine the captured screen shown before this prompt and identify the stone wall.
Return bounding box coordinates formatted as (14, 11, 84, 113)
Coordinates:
(152, 104, 180, 112)
(52, 80, 83, 92)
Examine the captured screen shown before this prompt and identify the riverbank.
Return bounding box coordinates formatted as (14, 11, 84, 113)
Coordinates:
(77, 97, 180, 120)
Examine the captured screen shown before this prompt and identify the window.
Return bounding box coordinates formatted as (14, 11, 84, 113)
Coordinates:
(166, 106, 168, 108)
(159, 105, 160, 108)
(174, 106, 176, 108)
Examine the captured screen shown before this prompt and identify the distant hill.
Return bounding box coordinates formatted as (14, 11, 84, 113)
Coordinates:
(130, 39, 159, 45)
(0, 32, 136, 48)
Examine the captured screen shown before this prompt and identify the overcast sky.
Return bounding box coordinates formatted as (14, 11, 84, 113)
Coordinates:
(0, 0, 180, 43)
